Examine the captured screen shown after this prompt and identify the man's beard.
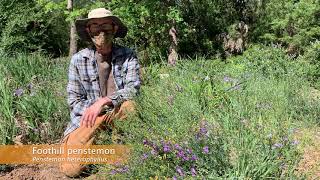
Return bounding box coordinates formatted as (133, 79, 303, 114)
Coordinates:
(91, 32, 114, 49)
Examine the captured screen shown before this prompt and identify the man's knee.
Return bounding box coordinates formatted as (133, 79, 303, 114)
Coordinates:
(59, 162, 85, 177)
(121, 100, 135, 112)
(115, 100, 135, 120)
(59, 132, 93, 177)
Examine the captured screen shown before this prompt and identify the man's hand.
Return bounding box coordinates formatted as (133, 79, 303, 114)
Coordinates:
(80, 97, 112, 128)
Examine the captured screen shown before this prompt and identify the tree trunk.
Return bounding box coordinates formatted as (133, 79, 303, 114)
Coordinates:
(68, 0, 77, 57)
(168, 21, 178, 66)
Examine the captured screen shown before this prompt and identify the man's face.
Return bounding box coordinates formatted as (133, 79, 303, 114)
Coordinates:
(86, 18, 118, 50)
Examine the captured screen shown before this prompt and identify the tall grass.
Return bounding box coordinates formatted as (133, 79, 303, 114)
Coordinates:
(0, 53, 69, 144)
(101, 46, 320, 179)
(0, 65, 16, 144)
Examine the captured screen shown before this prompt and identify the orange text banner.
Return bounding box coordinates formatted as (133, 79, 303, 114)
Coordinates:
(0, 145, 130, 164)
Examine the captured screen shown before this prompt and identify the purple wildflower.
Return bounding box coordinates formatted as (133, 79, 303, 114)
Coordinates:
(14, 88, 24, 97)
(110, 166, 129, 174)
(182, 156, 190, 161)
(203, 146, 209, 154)
(200, 127, 208, 135)
(176, 150, 185, 158)
(176, 166, 184, 176)
(272, 143, 283, 149)
(163, 143, 171, 153)
(141, 153, 148, 160)
(186, 148, 192, 154)
(143, 139, 148, 145)
(191, 154, 198, 161)
(172, 176, 177, 180)
(151, 149, 158, 155)
(191, 167, 197, 176)
(174, 144, 182, 150)
(291, 140, 299, 146)
(198, 120, 209, 138)
(223, 76, 232, 82)
(110, 169, 117, 175)
(118, 166, 129, 173)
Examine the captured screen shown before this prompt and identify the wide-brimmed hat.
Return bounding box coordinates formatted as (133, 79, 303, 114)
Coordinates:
(75, 8, 127, 41)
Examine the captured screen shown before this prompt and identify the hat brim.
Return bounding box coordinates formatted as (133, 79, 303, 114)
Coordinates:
(75, 16, 128, 41)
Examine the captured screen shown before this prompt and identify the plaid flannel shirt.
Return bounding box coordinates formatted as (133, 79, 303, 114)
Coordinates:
(64, 44, 141, 137)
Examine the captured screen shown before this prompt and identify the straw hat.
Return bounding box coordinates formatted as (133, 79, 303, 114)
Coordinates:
(75, 8, 127, 41)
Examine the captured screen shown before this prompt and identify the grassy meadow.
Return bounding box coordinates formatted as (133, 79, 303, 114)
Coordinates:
(0, 45, 319, 179)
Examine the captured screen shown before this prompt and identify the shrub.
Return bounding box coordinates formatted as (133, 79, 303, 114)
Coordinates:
(0, 0, 69, 56)
(299, 41, 320, 88)
(254, 0, 320, 54)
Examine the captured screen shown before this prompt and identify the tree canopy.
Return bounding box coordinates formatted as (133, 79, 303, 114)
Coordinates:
(0, 0, 319, 60)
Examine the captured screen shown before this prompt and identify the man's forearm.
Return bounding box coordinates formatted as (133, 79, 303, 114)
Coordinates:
(96, 96, 113, 107)
(68, 96, 111, 117)
(109, 86, 139, 107)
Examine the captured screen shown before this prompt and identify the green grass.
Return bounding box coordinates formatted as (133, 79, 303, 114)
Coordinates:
(0, 45, 319, 178)
(102, 46, 320, 179)
(0, 53, 69, 144)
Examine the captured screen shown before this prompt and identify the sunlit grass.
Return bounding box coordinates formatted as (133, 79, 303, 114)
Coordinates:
(0, 53, 69, 144)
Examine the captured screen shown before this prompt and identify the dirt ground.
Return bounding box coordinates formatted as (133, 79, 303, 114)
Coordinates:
(295, 128, 320, 179)
(294, 87, 320, 179)
(0, 164, 106, 180)
(0, 164, 70, 180)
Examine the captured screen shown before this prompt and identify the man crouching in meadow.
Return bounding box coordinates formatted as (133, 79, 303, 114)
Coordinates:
(59, 8, 141, 177)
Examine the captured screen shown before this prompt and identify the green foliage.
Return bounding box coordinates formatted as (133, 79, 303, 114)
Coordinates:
(229, 45, 293, 78)
(298, 40, 320, 88)
(254, 0, 320, 52)
(106, 0, 184, 63)
(1, 0, 319, 60)
(39, 0, 240, 61)
(177, 0, 236, 56)
(0, 0, 68, 56)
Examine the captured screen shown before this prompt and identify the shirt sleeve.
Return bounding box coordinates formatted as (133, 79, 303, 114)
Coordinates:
(109, 50, 141, 107)
(67, 54, 96, 117)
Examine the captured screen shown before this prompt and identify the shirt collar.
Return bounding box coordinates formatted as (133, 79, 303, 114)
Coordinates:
(88, 44, 123, 64)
